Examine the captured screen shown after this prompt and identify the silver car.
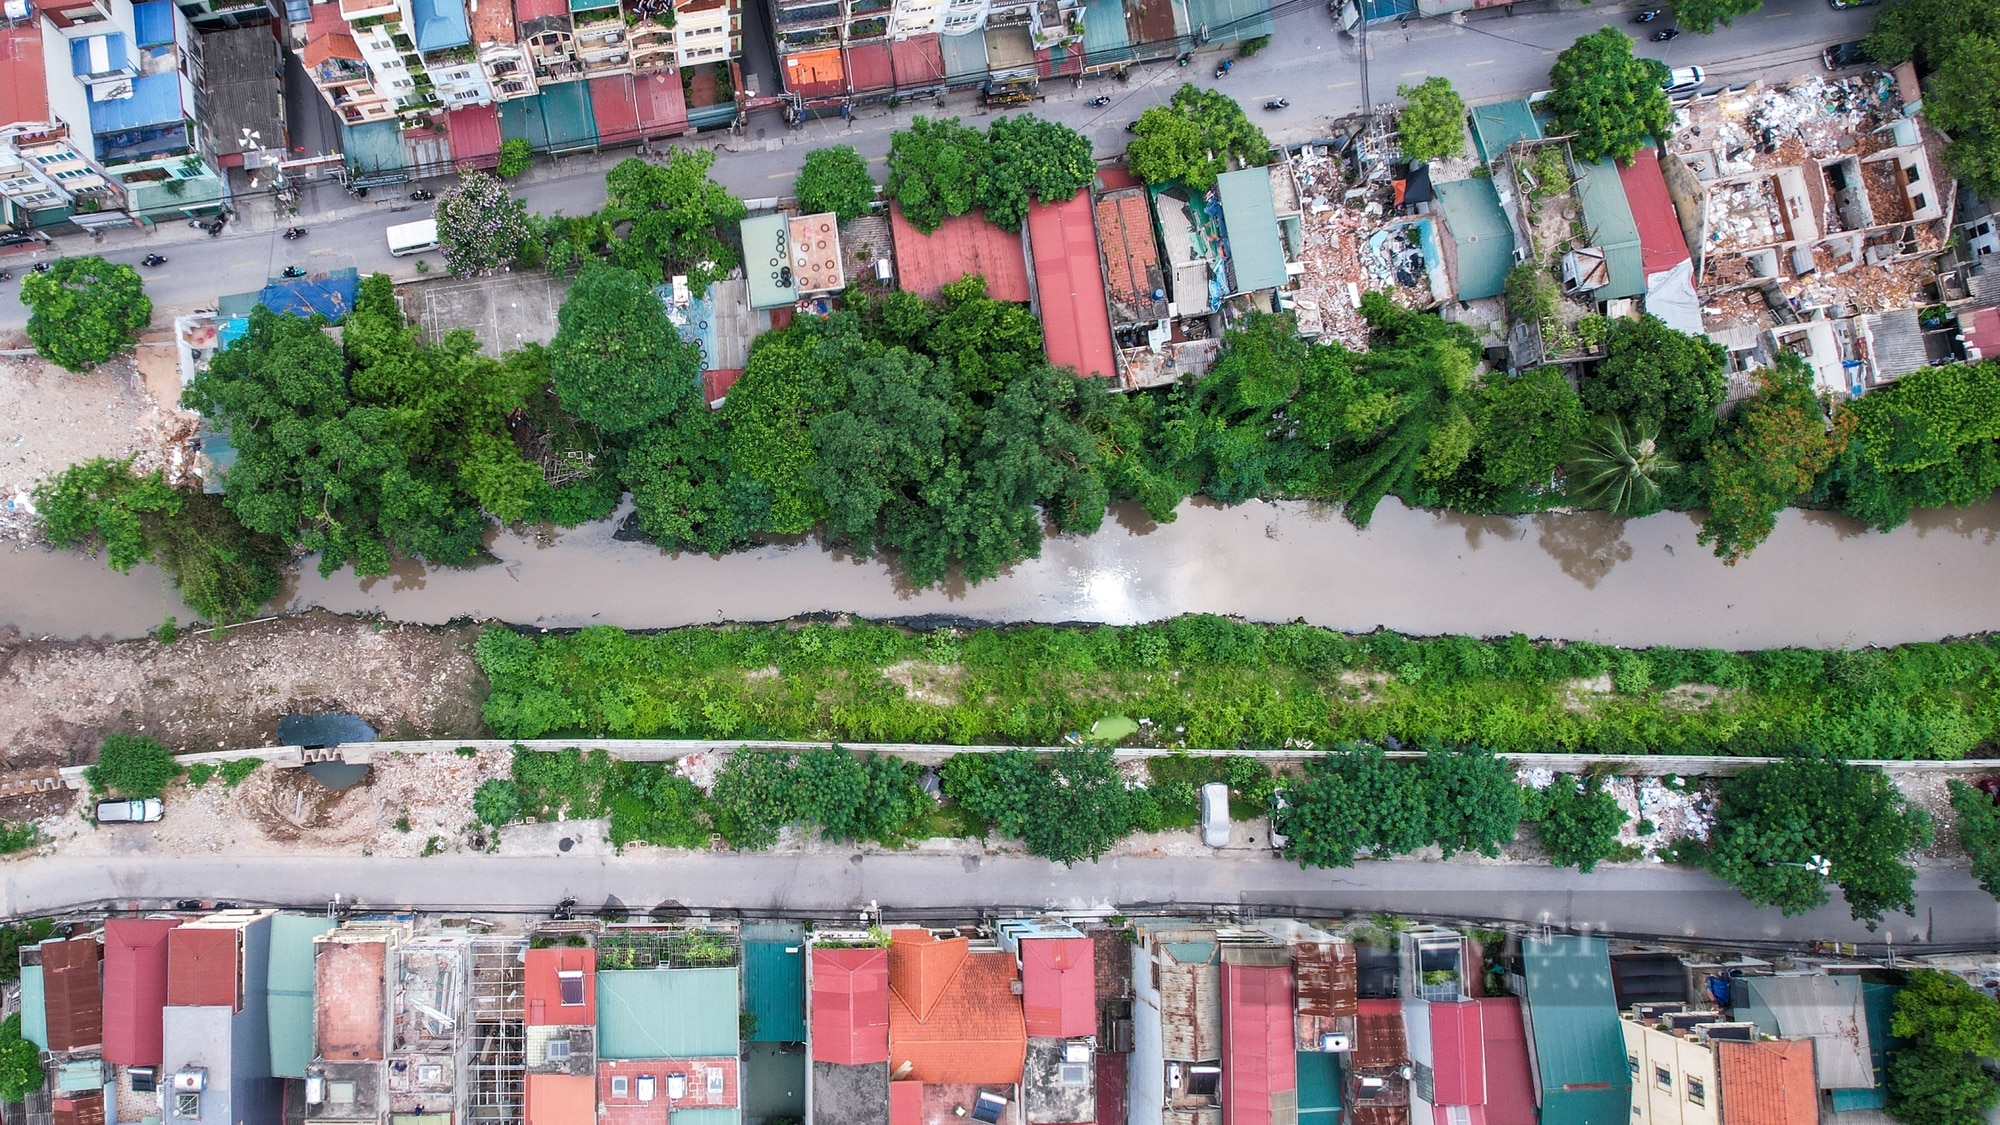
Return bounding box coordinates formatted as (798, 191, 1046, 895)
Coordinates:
(1200, 783, 1231, 848)
(95, 797, 163, 824)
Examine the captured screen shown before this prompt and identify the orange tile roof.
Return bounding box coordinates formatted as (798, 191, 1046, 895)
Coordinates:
(1717, 1039, 1817, 1125)
(469, 0, 517, 43)
(303, 19, 365, 67)
(886, 931, 1026, 1085)
(525, 1074, 596, 1125)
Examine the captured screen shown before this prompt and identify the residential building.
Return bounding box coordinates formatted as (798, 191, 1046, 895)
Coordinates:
(266, 915, 336, 1081)
(809, 941, 893, 1125)
(1518, 935, 1632, 1125)
(1025, 190, 1115, 379)
(595, 932, 744, 1124)
(570, 0, 631, 78)
(1349, 998, 1412, 1125)
(1623, 1004, 1818, 1125)
(672, 0, 736, 67)
(25, 935, 106, 1054)
(0, 21, 126, 231)
(999, 919, 1097, 1125)
(1731, 975, 1876, 1094)
(888, 203, 1030, 302)
(519, 0, 579, 84)
(296, 0, 395, 125)
(105, 918, 181, 1071)
(161, 910, 282, 1125)
(525, 944, 599, 1113)
(886, 927, 1028, 1124)
(1129, 920, 1225, 1125)
(1220, 946, 1297, 1125)
(307, 919, 403, 1124)
(470, 0, 535, 100)
(1214, 165, 1299, 296)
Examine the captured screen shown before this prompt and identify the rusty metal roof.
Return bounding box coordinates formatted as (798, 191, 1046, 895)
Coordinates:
(42, 937, 103, 1052)
(1159, 946, 1221, 1063)
(1355, 999, 1408, 1069)
(1294, 944, 1357, 1020)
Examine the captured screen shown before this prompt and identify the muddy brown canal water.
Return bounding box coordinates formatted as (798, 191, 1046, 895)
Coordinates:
(6, 497, 2000, 647)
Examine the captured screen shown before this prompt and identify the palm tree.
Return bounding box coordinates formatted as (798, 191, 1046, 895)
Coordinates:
(1565, 415, 1680, 515)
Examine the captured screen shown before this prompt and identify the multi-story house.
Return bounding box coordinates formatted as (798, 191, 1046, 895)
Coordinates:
(673, 0, 735, 66)
(470, 0, 535, 99)
(518, 0, 578, 84)
(0, 21, 129, 231)
(570, 0, 629, 77)
(411, 0, 490, 107)
(333, 0, 477, 117)
(295, 0, 394, 123)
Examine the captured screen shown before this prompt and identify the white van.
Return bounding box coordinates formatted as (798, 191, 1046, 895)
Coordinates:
(385, 218, 439, 257)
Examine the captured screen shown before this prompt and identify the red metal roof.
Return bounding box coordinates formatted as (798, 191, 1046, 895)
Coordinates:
(888, 204, 1031, 303)
(0, 24, 49, 127)
(1717, 1039, 1818, 1125)
(891, 35, 943, 87)
(103, 919, 179, 1066)
(847, 42, 894, 93)
(42, 937, 103, 1052)
(590, 75, 642, 146)
(813, 948, 891, 1065)
(1096, 166, 1140, 192)
(632, 72, 688, 135)
(704, 367, 744, 406)
(1428, 1001, 1486, 1106)
(890, 1081, 922, 1125)
(1021, 937, 1094, 1039)
(1220, 961, 1297, 1125)
(1027, 190, 1116, 378)
(524, 947, 596, 1027)
(886, 930, 1026, 1085)
(1616, 148, 1690, 276)
(447, 103, 502, 166)
(783, 47, 846, 98)
(168, 928, 240, 1009)
(1476, 998, 1537, 1125)
(1965, 306, 2000, 360)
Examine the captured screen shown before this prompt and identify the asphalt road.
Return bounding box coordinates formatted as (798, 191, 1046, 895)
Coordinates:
(0, 0, 1869, 332)
(5, 852, 1993, 947)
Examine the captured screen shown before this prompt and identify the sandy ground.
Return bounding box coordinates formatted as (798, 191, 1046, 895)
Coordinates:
(0, 611, 486, 771)
(0, 336, 201, 540)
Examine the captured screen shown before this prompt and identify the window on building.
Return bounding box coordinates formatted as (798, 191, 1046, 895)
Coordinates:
(1905, 165, 1922, 185)
(611, 1076, 629, 1098)
(1655, 1066, 1672, 1093)
(1687, 1077, 1705, 1107)
(1627, 1055, 1640, 1078)
(1975, 222, 1993, 238)
(545, 1039, 571, 1061)
(558, 970, 584, 1006)
(1914, 194, 1928, 212)
(707, 1068, 724, 1096)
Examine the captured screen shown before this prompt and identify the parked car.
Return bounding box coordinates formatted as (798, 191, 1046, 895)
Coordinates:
(1269, 787, 1292, 851)
(1662, 66, 1705, 94)
(1200, 782, 1231, 848)
(95, 797, 163, 824)
(1823, 40, 1876, 69)
(1828, 0, 1881, 8)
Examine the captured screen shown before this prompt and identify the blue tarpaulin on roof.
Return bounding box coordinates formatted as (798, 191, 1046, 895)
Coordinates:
(258, 268, 359, 320)
(409, 0, 470, 51)
(87, 69, 184, 134)
(71, 31, 130, 76)
(133, 0, 175, 47)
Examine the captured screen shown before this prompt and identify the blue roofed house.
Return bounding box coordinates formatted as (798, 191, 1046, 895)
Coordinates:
(1519, 935, 1631, 1125)
(37, 0, 228, 221)
(409, 0, 494, 111)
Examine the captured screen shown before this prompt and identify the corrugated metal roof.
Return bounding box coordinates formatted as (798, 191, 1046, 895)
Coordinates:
(590, 75, 641, 146)
(410, 0, 471, 51)
(1617, 148, 1690, 276)
(1222, 960, 1298, 1125)
(1738, 975, 1873, 1089)
(19, 964, 46, 1050)
(43, 937, 103, 1051)
(888, 205, 1031, 303)
(597, 967, 739, 1060)
(1864, 308, 1929, 381)
(671, 1110, 743, 1125)
(0, 24, 50, 126)
(1355, 999, 1408, 1070)
(781, 46, 845, 98)
(267, 916, 334, 1079)
(1429, 1001, 1484, 1105)
(1479, 998, 1537, 1125)
(133, 0, 175, 47)
(1159, 942, 1221, 1062)
(526, 948, 596, 1027)
(1217, 167, 1287, 293)
(1520, 936, 1629, 1125)
(446, 103, 502, 165)
(1021, 936, 1095, 1039)
(1298, 1050, 1342, 1125)
(168, 927, 239, 1009)
(631, 72, 688, 135)
(1435, 178, 1515, 301)
(103, 918, 178, 1066)
(812, 948, 891, 1066)
(744, 940, 806, 1043)
(742, 214, 796, 310)
(1027, 190, 1116, 378)
(1470, 100, 1543, 164)
(1828, 981, 1897, 1110)
(50, 1092, 105, 1125)
(1295, 944, 1358, 1019)
(1573, 158, 1645, 299)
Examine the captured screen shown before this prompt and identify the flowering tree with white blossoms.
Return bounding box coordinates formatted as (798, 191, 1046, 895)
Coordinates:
(435, 171, 531, 278)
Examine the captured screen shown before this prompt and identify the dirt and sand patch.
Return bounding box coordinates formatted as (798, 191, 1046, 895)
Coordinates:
(0, 341, 201, 540)
(0, 610, 487, 770)
(880, 660, 964, 706)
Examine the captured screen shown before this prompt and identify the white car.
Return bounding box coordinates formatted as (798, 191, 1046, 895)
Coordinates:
(1200, 783, 1231, 848)
(95, 797, 163, 824)
(1663, 66, 1705, 94)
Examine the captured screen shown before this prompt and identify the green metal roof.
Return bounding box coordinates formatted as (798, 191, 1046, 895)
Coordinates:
(741, 214, 797, 311)
(1521, 935, 1629, 1125)
(1434, 177, 1515, 301)
(1573, 158, 1645, 299)
(742, 936, 805, 1043)
(1470, 99, 1543, 164)
(1217, 168, 1287, 293)
(56, 1060, 104, 1093)
(672, 1110, 742, 1125)
(18, 964, 45, 1049)
(267, 915, 336, 1079)
(1298, 1050, 1342, 1125)
(597, 967, 740, 1060)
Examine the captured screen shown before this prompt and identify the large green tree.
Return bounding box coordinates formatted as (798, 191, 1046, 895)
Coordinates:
(1948, 779, 2000, 899)
(0, 1013, 42, 1103)
(794, 145, 877, 222)
(720, 325, 852, 535)
(601, 151, 747, 291)
(1817, 359, 2000, 531)
(548, 264, 701, 435)
(1472, 366, 1586, 493)
(1545, 29, 1674, 164)
(1668, 0, 1761, 34)
(1396, 77, 1468, 163)
(20, 255, 151, 372)
(1584, 314, 1728, 453)
(1868, 0, 2000, 195)
(1887, 970, 2000, 1125)
(1565, 415, 1681, 515)
(979, 114, 1096, 229)
(435, 172, 532, 278)
(1125, 84, 1271, 191)
(885, 116, 989, 233)
(1702, 751, 1931, 922)
(1698, 355, 1846, 564)
(942, 747, 1139, 864)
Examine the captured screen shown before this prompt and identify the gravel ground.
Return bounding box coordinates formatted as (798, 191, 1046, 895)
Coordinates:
(0, 611, 487, 770)
(0, 343, 200, 540)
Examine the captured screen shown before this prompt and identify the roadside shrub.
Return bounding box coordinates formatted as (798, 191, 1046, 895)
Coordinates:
(185, 763, 217, 788)
(220, 759, 262, 787)
(1950, 780, 2000, 899)
(85, 733, 183, 799)
(0, 824, 38, 855)
(472, 778, 522, 828)
(0, 1013, 42, 1103)
(496, 137, 533, 179)
(1527, 775, 1627, 871)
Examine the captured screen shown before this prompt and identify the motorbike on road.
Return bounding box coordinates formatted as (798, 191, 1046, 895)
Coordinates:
(141, 253, 167, 267)
(281, 265, 307, 279)
(1214, 58, 1232, 78)
(409, 188, 436, 201)
(1652, 27, 1679, 40)
(1086, 95, 1112, 107)
(1633, 8, 1660, 21)
(1264, 98, 1290, 110)
(283, 227, 307, 240)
